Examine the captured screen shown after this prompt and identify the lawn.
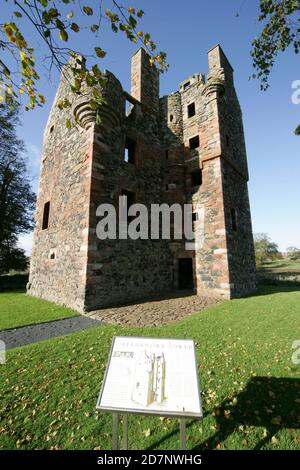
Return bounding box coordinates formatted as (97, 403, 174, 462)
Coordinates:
(0, 285, 300, 450)
(0, 291, 78, 330)
(259, 259, 300, 271)
(257, 259, 300, 286)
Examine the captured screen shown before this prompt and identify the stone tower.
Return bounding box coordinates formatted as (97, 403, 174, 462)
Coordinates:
(28, 45, 256, 312)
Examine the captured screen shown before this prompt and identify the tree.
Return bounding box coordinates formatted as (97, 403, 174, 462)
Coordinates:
(0, 1, 167, 125)
(0, 245, 29, 275)
(287, 246, 300, 259)
(251, 0, 300, 135)
(0, 104, 35, 274)
(254, 233, 281, 266)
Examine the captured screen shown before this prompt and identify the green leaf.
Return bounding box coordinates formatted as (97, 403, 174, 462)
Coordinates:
(48, 8, 59, 20)
(56, 19, 65, 30)
(94, 47, 106, 58)
(38, 94, 45, 104)
(86, 74, 96, 86)
(59, 30, 68, 42)
(42, 11, 50, 25)
(89, 99, 98, 110)
(14, 12, 22, 18)
(71, 23, 80, 33)
(128, 15, 137, 29)
(92, 64, 100, 75)
(83, 6, 93, 16)
(73, 78, 81, 91)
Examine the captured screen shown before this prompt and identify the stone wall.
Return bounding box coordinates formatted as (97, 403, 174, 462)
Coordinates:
(221, 162, 256, 296)
(84, 53, 174, 309)
(27, 71, 93, 311)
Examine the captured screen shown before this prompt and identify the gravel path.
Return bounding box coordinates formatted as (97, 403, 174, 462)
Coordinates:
(89, 290, 222, 327)
(0, 316, 102, 350)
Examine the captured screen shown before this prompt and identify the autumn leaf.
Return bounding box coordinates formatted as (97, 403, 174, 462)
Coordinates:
(142, 428, 151, 438)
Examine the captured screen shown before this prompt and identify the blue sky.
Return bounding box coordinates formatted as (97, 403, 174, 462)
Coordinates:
(5, 0, 299, 253)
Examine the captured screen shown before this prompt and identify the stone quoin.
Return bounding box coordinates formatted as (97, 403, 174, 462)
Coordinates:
(27, 45, 256, 312)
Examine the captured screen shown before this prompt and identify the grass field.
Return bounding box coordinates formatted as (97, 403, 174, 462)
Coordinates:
(259, 259, 300, 271)
(257, 259, 300, 286)
(0, 284, 300, 450)
(0, 291, 78, 330)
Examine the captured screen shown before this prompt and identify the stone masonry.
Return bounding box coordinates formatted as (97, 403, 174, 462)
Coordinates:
(28, 45, 256, 313)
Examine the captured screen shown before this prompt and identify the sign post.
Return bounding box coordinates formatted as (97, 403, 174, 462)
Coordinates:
(97, 336, 203, 450)
(112, 413, 119, 450)
(180, 418, 187, 450)
(123, 414, 129, 450)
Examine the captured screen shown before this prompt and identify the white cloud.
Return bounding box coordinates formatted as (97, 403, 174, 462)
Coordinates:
(18, 232, 34, 256)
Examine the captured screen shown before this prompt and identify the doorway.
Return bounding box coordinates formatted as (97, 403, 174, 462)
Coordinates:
(178, 258, 194, 289)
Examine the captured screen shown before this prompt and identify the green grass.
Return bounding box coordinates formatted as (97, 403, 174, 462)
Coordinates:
(257, 259, 300, 286)
(0, 291, 78, 330)
(259, 259, 300, 272)
(0, 285, 300, 450)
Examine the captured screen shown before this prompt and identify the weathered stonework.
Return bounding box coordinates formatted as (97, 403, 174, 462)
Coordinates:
(28, 45, 256, 312)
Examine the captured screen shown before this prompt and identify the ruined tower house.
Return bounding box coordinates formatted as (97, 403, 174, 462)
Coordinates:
(28, 45, 256, 312)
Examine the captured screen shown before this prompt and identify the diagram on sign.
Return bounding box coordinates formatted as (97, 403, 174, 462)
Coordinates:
(131, 351, 166, 406)
(97, 336, 203, 417)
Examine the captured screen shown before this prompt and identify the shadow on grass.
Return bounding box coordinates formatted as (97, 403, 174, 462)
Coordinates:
(249, 282, 300, 297)
(145, 377, 300, 450)
(0, 274, 28, 292)
(194, 376, 300, 450)
(258, 262, 296, 270)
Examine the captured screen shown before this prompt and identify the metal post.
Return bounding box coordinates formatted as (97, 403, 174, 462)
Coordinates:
(180, 418, 186, 450)
(123, 414, 128, 450)
(112, 413, 119, 450)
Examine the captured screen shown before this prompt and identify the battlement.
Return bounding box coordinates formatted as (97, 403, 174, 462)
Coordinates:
(179, 73, 206, 92)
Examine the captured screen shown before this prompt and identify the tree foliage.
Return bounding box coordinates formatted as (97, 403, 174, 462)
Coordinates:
(252, 0, 300, 89)
(254, 233, 281, 266)
(251, 0, 300, 134)
(0, 104, 35, 273)
(0, 246, 29, 275)
(0, 0, 168, 122)
(286, 246, 300, 259)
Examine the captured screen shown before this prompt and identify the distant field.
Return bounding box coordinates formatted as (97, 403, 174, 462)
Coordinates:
(259, 259, 300, 271)
(257, 259, 300, 285)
